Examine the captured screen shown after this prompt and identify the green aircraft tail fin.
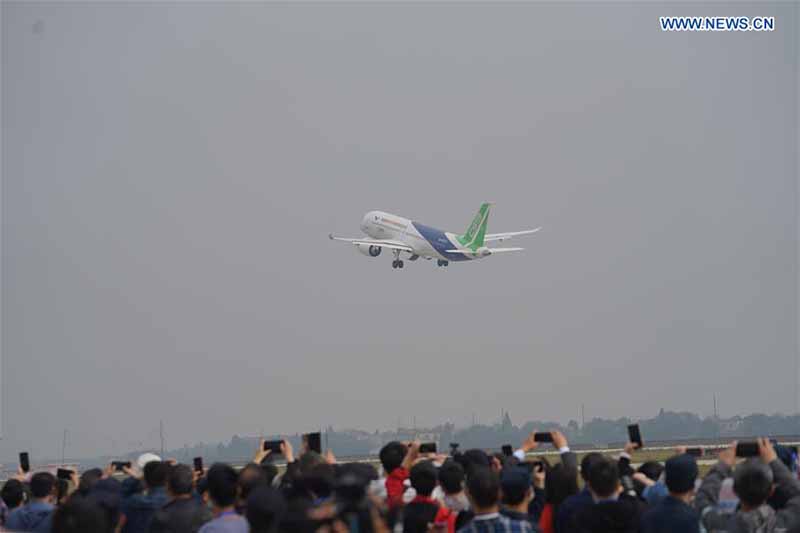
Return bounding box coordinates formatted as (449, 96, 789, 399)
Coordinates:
(457, 203, 491, 250)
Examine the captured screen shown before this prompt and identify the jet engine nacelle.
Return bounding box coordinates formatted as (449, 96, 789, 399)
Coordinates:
(356, 244, 382, 257)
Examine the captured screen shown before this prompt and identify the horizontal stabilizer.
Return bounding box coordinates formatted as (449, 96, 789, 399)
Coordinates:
(445, 247, 524, 255)
(484, 227, 542, 243)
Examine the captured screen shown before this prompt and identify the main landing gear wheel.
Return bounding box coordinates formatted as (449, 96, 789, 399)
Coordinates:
(391, 249, 404, 269)
(437, 260, 449, 267)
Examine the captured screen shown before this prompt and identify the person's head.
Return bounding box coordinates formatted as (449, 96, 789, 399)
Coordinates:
(438, 460, 465, 495)
(500, 467, 532, 508)
(734, 459, 774, 509)
(296, 452, 325, 476)
(239, 463, 269, 505)
(303, 463, 335, 500)
(586, 456, 619, 500)
(246, 485, 287, 533)
(664, 454, 698, 496)
(1, 479, 25, 510)
(77, 468, 103, 497)
(379, 442, 407, 475)
(167, 464, 194, 497)
(459, 449, 491, 478)
(207, 463, 239, 510)
(544, 463, 579, 507)
(409, 461, 438, 497)
(51, 495, 109, 533)
(580, 453, 604, 483)
(30, 472, 57, 501)
(637, 461, 664, 483)
(466, 467, 500, 512)
(143, 461, 169, 490)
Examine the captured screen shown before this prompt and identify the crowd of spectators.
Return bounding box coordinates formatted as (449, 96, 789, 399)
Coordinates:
(1, 431, 799, 533)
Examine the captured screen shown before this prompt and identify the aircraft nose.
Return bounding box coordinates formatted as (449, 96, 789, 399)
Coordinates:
(361, 212, 372, 231)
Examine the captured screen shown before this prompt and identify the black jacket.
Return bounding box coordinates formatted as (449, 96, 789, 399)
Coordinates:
(574, 494, 643, 533)
(641, 496, 699, 533)
(148, 496, 212, 533)
(403, 500, 441, 533)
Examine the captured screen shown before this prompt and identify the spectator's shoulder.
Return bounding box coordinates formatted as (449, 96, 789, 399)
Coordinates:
(699, 506, 728, 531)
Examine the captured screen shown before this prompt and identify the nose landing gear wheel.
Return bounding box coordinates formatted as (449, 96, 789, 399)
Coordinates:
(437, 260, 449, 267)
(392, 260, 404, 269)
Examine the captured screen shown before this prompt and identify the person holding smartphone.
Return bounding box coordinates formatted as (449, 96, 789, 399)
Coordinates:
(695, 438, 800, 533)
(149, 464, 212, 533)
(5, 472, 57, 533)
(640, 453, 700, 533)
(119, 456, 170, 533)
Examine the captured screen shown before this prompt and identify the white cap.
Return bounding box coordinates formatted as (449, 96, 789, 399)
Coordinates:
(136, 452, 162, 470)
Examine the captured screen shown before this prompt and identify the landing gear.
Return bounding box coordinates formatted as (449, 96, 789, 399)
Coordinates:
(437, 260, 449, 267)
(391, 249, 404, 269)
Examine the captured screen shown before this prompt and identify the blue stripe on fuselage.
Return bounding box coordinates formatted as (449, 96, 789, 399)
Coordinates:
(411, 222, 471, 262)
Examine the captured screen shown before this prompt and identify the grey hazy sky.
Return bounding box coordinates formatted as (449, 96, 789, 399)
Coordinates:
(2, 2, 798, 461)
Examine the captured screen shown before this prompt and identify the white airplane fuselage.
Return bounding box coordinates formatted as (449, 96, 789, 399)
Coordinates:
(359, 210, 477, 262)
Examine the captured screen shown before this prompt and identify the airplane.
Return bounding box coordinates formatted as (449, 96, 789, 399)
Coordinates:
(329, 203, 541, 269)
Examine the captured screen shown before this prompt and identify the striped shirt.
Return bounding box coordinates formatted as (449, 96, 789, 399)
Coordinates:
(457, 512, 534, 533)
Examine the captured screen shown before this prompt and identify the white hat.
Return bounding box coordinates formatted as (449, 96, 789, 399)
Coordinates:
(136, 452, 162, 470)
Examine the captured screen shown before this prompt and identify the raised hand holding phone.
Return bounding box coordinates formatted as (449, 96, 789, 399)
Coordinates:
(758, 437, 777, 464)
(521, 431, 540, 453)
(19, 452, 30, 474)
(627, 424, 643, 449)
(551, 431, 568, 450)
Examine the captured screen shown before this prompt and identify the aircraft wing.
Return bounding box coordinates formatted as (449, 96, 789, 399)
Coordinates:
(328, 234, 414, 253)
(484, 227, 542, 243)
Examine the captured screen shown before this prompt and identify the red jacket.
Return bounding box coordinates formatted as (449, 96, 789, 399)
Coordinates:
(408, 495, 457, 533)
(539, 503, 555, 533)
(385, 467, 410, 509)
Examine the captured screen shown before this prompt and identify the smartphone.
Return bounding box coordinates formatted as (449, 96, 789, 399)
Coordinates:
(501, 444, 513, 457)
(419, 442, 437, 454)
(193, 457, 203, 472)
(627, 424, 643, 448)
(19, 452, 30, 473)
(534, 432, 553, 443)
(685, 447, 703, 457)
(112, 461, 131, 471)
(736, 442, 759, 457)
(57, 468, 73, 480)
(263, 440, 283, 454)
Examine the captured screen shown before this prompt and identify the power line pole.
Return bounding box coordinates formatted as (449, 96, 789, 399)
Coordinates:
(61, 429, 68, 465)
(159, 420, 165, 457)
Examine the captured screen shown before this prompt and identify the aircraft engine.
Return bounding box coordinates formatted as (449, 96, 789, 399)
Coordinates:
(356, 244, 382, 257)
